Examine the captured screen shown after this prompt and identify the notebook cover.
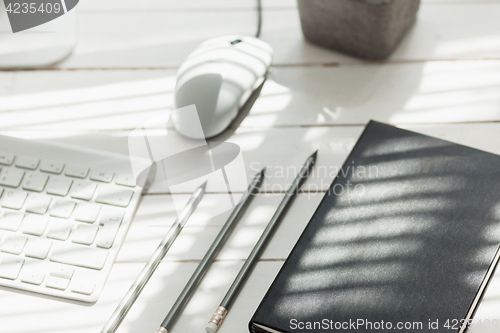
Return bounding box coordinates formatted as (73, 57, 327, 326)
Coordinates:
(249, 121, 500, 333)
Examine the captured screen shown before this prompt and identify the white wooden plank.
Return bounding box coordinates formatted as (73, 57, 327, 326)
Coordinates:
(0, 126, 364, 193)
(0, 72, 14, 95)
(118, 182, 500, 332)
(2, 60, 499, 130)
(78, 0, 500, 12)
(2, 123, 500, 194)
(117, 194, 239, 262)
(112, 261, 284, 333)
(253, 61, 500, 127)
(80, 0, 296, 11)
(469, 272, 500, 333)
(0, 260, 283, 333)
(119, 260, 500, 333)
(54, 3, 500, 68)
(263, 4, 500, 65)
(1, 1, 499, 330)
(1, 259, 498, 333)
(0, 262, 198, 333)
(0, 131, 499, 332)
(62, 11, 257, 69)
(0, 70, 176, 130)
(390, 4, 500, 61)
(117, 192, 322, 262)
(425, 0, 500, 2)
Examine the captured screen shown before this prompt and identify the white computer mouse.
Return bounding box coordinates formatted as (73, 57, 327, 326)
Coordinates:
(173, 35, 273, 139)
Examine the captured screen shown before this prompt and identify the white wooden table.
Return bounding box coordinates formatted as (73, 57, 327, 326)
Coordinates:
(1, 0, 500, 332)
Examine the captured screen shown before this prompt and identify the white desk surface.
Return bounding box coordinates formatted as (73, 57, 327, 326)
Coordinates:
(1, 0, 500, 332)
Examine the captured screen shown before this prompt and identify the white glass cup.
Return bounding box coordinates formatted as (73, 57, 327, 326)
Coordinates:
(0, 1, 77, 68)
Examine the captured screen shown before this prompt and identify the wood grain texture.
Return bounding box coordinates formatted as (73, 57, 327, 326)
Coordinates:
(1, 0, 500, 332)
(43, 3, 500, 69)
(2, 60, 499, 131)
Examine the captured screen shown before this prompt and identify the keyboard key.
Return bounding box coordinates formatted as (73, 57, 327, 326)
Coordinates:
(65, 165, 89, 179)
(90, 170, 114, 183)
(1, 190, 27, 210)
(115, 173, 136, 187)
(25, 193, 52, 214)
(47, 219, 73, 241)
(99, 208, 125, 225)
(72, 225, 98, 245)
(46, 177, 73, 196)
(74, 203, 100, 223)
(50, 243, 108, 270)
(50, 200, 76, 219)
(45, 275, 70, 290)
(0, 212, 24, 231)
(70, 181, 97, 201)
(96, 222, 121, 249)
(96, 186, 134, 207)
(22, 173, 49, 192)
(20, 270, 45, 285)
(71, 281, 95, 295)
(50, 266, 74, 279)
(25, 238, 52, 259)
(40, 160, 64, 174)
(1, 235, 28, 255)
(96, 208, 124, 249)
(0, 254, 24, 280)
(0, 168, 25, 187)
(0, 152, 15, 166)
(15, 156, 40, 170)
(0, 138, 144, 302)
(22, 214, 49, 236)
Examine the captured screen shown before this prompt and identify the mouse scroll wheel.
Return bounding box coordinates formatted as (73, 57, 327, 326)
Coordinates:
(230, 39, 242, 45)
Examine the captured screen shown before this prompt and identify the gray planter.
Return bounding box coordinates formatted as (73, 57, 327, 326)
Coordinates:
(297, 0, 421, 60)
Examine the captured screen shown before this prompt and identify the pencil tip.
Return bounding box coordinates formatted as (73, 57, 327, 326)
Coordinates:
(259, 167, 266, 177)
(310, 150, 318, 161)
(200, 180, 208, 191)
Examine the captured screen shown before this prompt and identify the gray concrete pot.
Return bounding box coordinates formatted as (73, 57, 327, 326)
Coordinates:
(297, 0, 420, 60)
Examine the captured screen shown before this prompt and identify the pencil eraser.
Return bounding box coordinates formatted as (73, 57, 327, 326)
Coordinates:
(206, 322, 218, 333)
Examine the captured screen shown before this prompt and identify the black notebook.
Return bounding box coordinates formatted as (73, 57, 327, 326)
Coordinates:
(250, 121, 500, 333)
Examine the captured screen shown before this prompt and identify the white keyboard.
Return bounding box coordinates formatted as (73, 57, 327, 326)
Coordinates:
(0, 135, 148, 302)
